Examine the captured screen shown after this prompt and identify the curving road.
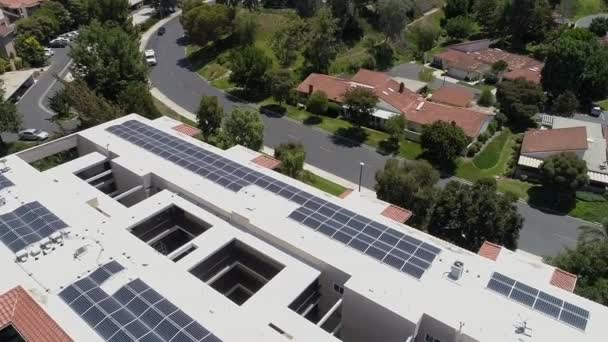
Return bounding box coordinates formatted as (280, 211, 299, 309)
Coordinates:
(146, 17, 588, 257)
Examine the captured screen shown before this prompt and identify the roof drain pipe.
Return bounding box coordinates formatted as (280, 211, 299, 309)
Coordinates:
(113, 185, 143, 201)
(317, 298, 343, 327)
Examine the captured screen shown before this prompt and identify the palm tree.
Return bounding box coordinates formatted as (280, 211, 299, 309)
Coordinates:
(578, 219, 608, 245)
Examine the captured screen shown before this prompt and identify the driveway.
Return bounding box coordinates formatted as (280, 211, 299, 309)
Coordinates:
(147, 17, 586, 257)
(575, 13, 608, 28)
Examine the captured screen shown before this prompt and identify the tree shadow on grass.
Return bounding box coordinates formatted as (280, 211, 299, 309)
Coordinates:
(527, 186, 576, 215)
(331, 126, 368, 147)
(303, 115, 322, 125)
(418, 150, 457, 177)
(180, 36, 235, 72)
(226, 88, 267, 103)
(259, 104, 286, 118)
(377, 139, 399, 156)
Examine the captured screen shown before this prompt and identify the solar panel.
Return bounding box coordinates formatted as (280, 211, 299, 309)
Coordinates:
(0, 174, 13, 190)
(0, 201, 68, 252)
(487, 272, 589, 331)
(60, 262, 222, 341)
(106, 120, 442, 280)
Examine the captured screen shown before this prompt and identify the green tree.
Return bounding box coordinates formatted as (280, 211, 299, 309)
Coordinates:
(269, 69, 294, 105)
(88, 0, 130, 27)
(16, 36, 46, 67)
(375, 158, 439, 226)
(371, 41, 394, 70)
(241, 0, 259, 11)
(219, 108, 264, 150)
(581, 47, 608, 101)
(16, 15, 59, 44)
(307, 90, 328, 115)
(427, 178, 523, 251)
(478, 88, 494, 107)
(228, 46, 272, 94)
(302, 7, 338, 73)
(407, 23, 440, 59)
(491, 60, 509, 76)
(70, 22, 148, 101)
(589, 17, 608, 37)
(274, 141, 306, 178)
(117, 82, 161, 119)
(61, 79, 124, 128)
(540, 152, 589, 192)
(553, 91, 579, 117)
(444, 0, 469, 19)
(377, 0, 414, 39)
(506, 0, 552, 48)
(342, 87, 378, 126)
(383, 114, 406, 154)
(37, 1, 73, 33)
(181, 3, 233, 46)
(445, 15, 477, 40)
(0, 86, 20, 149)
(473, 0, 499, 34)
(271, 17, 308, 67)
(49, 88, 72, 119)
(420, 121, 469, 165)
(196, 95, 223, 141)
(152, 0, 178, 18)
(295, 0, 320, 17)
(67, 0, 91, 26)
(496, 78, 546, 127)
(233, 13, 258, 46)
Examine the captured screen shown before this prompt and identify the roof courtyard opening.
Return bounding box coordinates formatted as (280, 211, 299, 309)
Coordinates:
(0, 325, 25, 342)
(129, 205, 211, 257)
(189, 240, 284, 305)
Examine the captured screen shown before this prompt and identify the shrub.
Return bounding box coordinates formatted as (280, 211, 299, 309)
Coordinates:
(307, 90, 329, 115)
(478, 88, 494, 107)
(467, 143, 479, 157)
(487, 120, 497, 135)
(477, 132, 489, 143)
(515, 135, 524, 144)
(13, 57, 23, 70)
(326, 102, 342, 117)
(0, 58, 8, 74)
(575, 191, 607, 202)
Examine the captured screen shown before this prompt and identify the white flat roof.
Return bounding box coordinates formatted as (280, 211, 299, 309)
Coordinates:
(0, 114, 606, 342)
(0, 69, 35, 100)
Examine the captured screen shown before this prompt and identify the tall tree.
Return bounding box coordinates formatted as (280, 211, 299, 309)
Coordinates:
(70, 22, 148, 101)
(15, 36, 46, 67)
(0, 85, 20, 149)
(233, 13, 258, 46)
(295, 0, 320, 17)
(228, 46, 272, 94)
(420, 121, 469, 165)
(383, 114, 406, 154)
(540, 152, 589, 193)
(117, 82, 161, 119)
(61, 79, 124, 128)
(378, 0, 413, 39)
(88, 0, 130, 27)
(241, 0, 259, 11)
(445, 15, 477, 40)
(407, 23, 440, 59)
(271, 17, 308, 67)
(589, 17, 608, 37)
(553, 91, 579, 117)
(16, 14, 59, 44)
(506, 0, 552, 48)
(473, 0, 498, 34)
(274, 141, 306, 178)
(302, 8, 338, 73)
(444, 0, 469, 19)
(496, 78, 546, 127)
(269, 69, 294, 106)
(181, 4, 233, 46)
(67, 0, 91, 27)
(342, 87, 378, 126)
(196, 96, 223, 141)
(219, 108, 264, 150)
(427, 178, 523, 251)
(37, 1, 73, 32)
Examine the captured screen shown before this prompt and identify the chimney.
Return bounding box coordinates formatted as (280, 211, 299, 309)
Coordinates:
(399, 82, 405, 93)
(308, 84, 314, 95)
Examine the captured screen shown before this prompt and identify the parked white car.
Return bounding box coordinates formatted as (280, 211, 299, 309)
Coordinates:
(144, 49, 157, 66)
(19, 129, 49, 141)
(49, 37, 69, 48)
(44, 48, 54, 58)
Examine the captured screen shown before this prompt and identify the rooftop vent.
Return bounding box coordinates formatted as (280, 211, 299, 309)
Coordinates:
(449, 261, 464, 280)
(416, 102, 425, 111)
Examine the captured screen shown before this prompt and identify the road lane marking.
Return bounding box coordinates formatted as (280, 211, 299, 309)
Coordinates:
(37, 59, 73, 116)
(319, 146, 333, 153)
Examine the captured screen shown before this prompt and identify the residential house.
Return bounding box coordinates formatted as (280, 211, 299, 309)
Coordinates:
(296, 69, 491, 142)
(518, 115, 608, 188)
(433, 39, 544, 84)
(0, 0, 46, 23)
(0, 11, 15, 58)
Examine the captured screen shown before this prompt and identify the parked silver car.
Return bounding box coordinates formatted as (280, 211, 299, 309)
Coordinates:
(18, 129, 49, 141)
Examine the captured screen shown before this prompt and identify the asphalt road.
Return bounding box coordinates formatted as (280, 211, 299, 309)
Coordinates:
(148, 18, 586, 257)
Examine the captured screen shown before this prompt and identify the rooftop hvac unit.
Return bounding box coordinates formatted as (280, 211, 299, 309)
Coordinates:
(450, 261, 464, 280)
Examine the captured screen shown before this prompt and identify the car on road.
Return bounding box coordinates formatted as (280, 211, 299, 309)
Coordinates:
(49, 37, 69, 48)
(591, 103, 603, 117)
(158, 27, 166, 35)
(44, 48, 54, 58)
(144, 49, 157, 66)
(18, 129, 49, 141)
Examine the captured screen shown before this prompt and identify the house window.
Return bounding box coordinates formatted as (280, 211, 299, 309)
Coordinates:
(425, 334, 441, 342)
(333, 283, 344, 294)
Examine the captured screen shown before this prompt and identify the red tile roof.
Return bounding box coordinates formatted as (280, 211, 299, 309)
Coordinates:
(381, 204, 412, 223)
(0, 286, 72, 342)
(550, 268, 578, 292)
(172, 123, 201, 137)
(430, 86, 474, 107)
(521, 127, 588, 153)
(504, 68, 542, 84)
(435, 50, 488, 72)
(296, 73, 351, 102)
(477, 241, 502, 261)
(351, 69, 392, 87)
(406, 101, 489, 138)
(0, 0, 44, 9)
(252, 155, 281, 170)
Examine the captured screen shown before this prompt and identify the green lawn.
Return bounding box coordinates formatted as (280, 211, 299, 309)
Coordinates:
(598, 99, 608, 111)
(456, 130, 515, 181)
(574, 0, 607, 19)
(301, 170, 347, 197)
(570, 200, 608, 223)
(473, 130, 511, 169)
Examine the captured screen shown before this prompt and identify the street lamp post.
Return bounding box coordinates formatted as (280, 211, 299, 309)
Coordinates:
(358, 162, 365, 192)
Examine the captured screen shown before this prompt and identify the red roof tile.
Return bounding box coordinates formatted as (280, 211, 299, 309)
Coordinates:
(550, 268, 578, 292)
(172, 124, 201, 137)
(0, 286, 72, 342)
(477, 241, 502, 261)
(504, 68, 542, 84)
(430, 86, 474, 107)
(0, 0, 44, 9)
(381, 204, 412, 223)
(405, 101, 489, 138)
(521, 127, 588, 153)
(296, 73, 351, 102)
(435, 50, 488, 72)
(351, 69, 392, 87)
(252, 155, 281, 170)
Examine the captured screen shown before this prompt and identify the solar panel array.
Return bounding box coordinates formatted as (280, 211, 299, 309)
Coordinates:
(0, 201, 68, 252)
(0, 174, 13, 190)
(487, 272, 590, 331)
(60, 261, 222, 342)
(106, 120, 441, 279)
